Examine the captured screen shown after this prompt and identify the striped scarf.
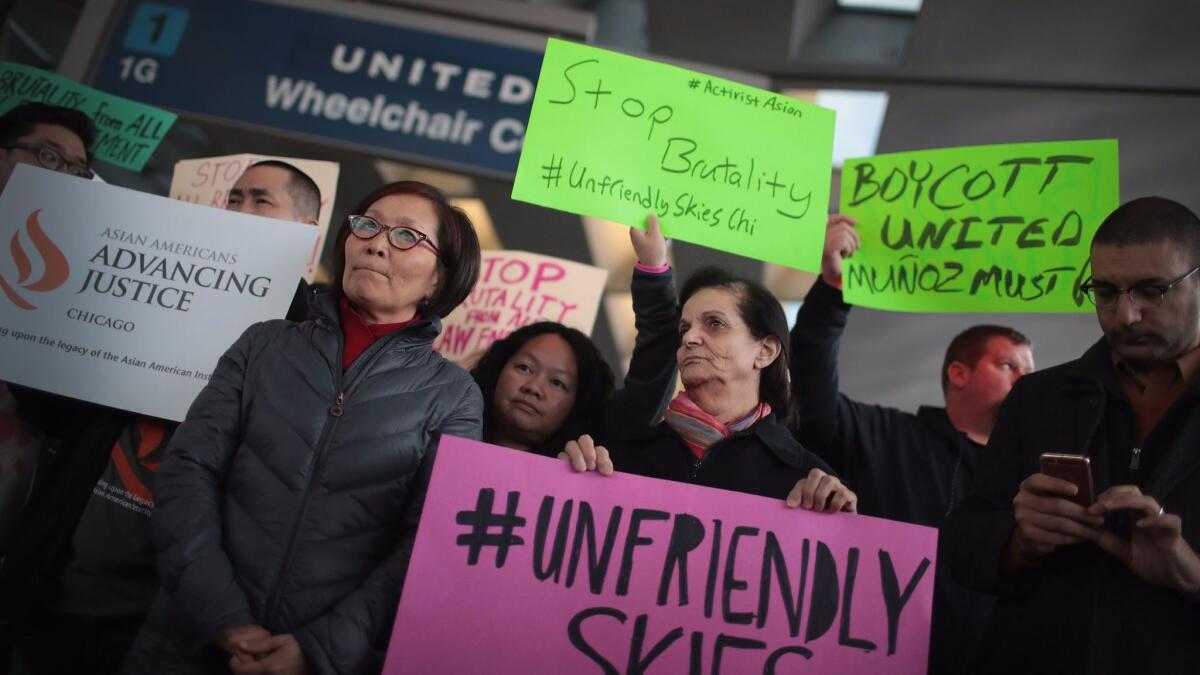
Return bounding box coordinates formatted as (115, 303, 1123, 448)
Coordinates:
(663, 391, 772, 460)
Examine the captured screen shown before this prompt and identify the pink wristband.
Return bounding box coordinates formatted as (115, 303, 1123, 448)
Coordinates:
(635, 262, 671, 274)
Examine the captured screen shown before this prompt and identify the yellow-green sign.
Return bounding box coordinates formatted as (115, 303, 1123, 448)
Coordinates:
(841, 139, 1119, 312)
(0, 62, 176, 171)
(512, 39, 835, 272)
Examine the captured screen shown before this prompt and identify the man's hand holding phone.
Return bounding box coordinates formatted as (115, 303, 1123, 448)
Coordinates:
(1089, 486, 1200, 595)
(1002, 469, 1105, 575)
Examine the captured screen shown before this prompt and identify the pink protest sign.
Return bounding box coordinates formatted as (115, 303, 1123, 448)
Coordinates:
(433, 250, 607, 366)
(386, 436, 937, 674)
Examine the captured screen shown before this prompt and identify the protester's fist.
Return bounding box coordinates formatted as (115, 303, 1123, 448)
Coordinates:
(1007, 472, 1104, 570)
(630, 213, 670, 269)
(821, 214, 860, 288)
(785, 468, 857, 513)
(558, 434, 614, 476)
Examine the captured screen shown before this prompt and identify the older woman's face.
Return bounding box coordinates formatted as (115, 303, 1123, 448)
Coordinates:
(342, 193, 440, 323)
(677, 287, 771, 391)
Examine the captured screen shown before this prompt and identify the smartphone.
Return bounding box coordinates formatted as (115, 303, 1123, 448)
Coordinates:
(1039, 453, 1095, 506)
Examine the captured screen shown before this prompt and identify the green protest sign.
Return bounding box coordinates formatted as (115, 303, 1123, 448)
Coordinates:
(841, 139, 1119, 313)
(0, 62, 176, 171)
(512, 39, 835, 272)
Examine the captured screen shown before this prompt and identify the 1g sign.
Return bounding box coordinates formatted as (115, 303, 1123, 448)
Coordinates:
(122, 3, 191, 56)
(117, 57, 158, 85)
(117, 2, 192, 85)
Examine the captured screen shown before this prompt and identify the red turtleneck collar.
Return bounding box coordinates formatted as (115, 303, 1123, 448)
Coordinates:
(339, 297, 420, 372)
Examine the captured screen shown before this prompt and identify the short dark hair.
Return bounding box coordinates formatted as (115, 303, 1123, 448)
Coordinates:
(679, 266, 790, 416)
(1092, 196, 1200, 266)
(243, 160, 321, 221)
(941, 325, 1032, 392)
(0, 102, 97, 164)
(471, 322, 616, 456)
(331, 180, 480, 319)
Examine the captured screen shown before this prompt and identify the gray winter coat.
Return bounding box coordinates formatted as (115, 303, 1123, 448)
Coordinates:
(123, 294, 482, 674)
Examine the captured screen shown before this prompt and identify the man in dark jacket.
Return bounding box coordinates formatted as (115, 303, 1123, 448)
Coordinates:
(788, 214, 1034, 675)
(946, 196, 1200, 674)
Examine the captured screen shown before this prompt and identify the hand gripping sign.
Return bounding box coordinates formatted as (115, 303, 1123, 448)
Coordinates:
(387, 436, 937, 674)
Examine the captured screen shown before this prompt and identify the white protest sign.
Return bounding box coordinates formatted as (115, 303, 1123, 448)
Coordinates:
(0, 165, 318, 421)
(169, 153, 339, 282)
(434, 250, 608, 364)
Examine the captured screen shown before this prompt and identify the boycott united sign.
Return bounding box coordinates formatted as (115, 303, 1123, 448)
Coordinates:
(434, 250, 607, 364)
(388, 436, 936, 674)
(841, 139, 1119, 313)
(0, 165, 316, 420)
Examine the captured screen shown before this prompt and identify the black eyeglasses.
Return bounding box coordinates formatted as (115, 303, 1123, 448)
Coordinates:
(347, 214, 441, 257)
(5, 143, 93, 179)
(1080, 265, 1200, 309)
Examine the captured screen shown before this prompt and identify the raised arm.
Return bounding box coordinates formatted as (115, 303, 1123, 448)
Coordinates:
(604, 213, 680, 432)
(789, 215, 878, 474)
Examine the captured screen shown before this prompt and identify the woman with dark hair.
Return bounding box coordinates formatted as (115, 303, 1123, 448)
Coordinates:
(564, 266, 857, 512)
(123, 181, 483, 675)
(471, 322, 616, 453)
(470, 215, 679, 456)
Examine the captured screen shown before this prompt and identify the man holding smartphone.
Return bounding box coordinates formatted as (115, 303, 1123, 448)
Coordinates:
(947, 196, 1200, 674)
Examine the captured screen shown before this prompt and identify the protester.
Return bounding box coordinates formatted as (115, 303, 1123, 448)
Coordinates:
(0, 154, 333, 675)
(787, 213, 1035, 674)
(121, 181, 482, 674)
(946, 196, 1200, 674)
(0, 102, 97, 547)
(471, 214, 678, 455)
(564, 266, 857, 513)
(225, 160, 323, 320)
(0, 101, 95, 191)
(0, 103, 161, 675)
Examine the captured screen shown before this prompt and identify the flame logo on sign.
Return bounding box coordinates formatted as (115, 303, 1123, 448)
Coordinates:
(0, 210, 70, 310)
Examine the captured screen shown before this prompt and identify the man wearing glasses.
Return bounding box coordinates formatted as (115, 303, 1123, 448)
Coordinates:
(0, 101, 96, 191)
(947, 196, 1200, 674)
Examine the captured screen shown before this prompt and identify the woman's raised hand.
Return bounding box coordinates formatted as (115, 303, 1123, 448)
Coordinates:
(630, 213, 670, 269)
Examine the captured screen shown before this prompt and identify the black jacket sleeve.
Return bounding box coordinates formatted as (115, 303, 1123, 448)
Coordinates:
(150, 322, 274, 647)
(602, 268, 680, 434)
(944, 377, 1040, 597)
(788, 278, 912, 479)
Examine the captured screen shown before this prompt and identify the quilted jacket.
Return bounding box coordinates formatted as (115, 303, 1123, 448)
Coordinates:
(122, 293, 482, 674)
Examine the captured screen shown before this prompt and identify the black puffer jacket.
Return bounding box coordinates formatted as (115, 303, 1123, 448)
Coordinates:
(123, 294, 483, 675)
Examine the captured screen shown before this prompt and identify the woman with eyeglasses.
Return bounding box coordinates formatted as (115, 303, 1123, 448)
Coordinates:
(124, 181, 483, 675)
